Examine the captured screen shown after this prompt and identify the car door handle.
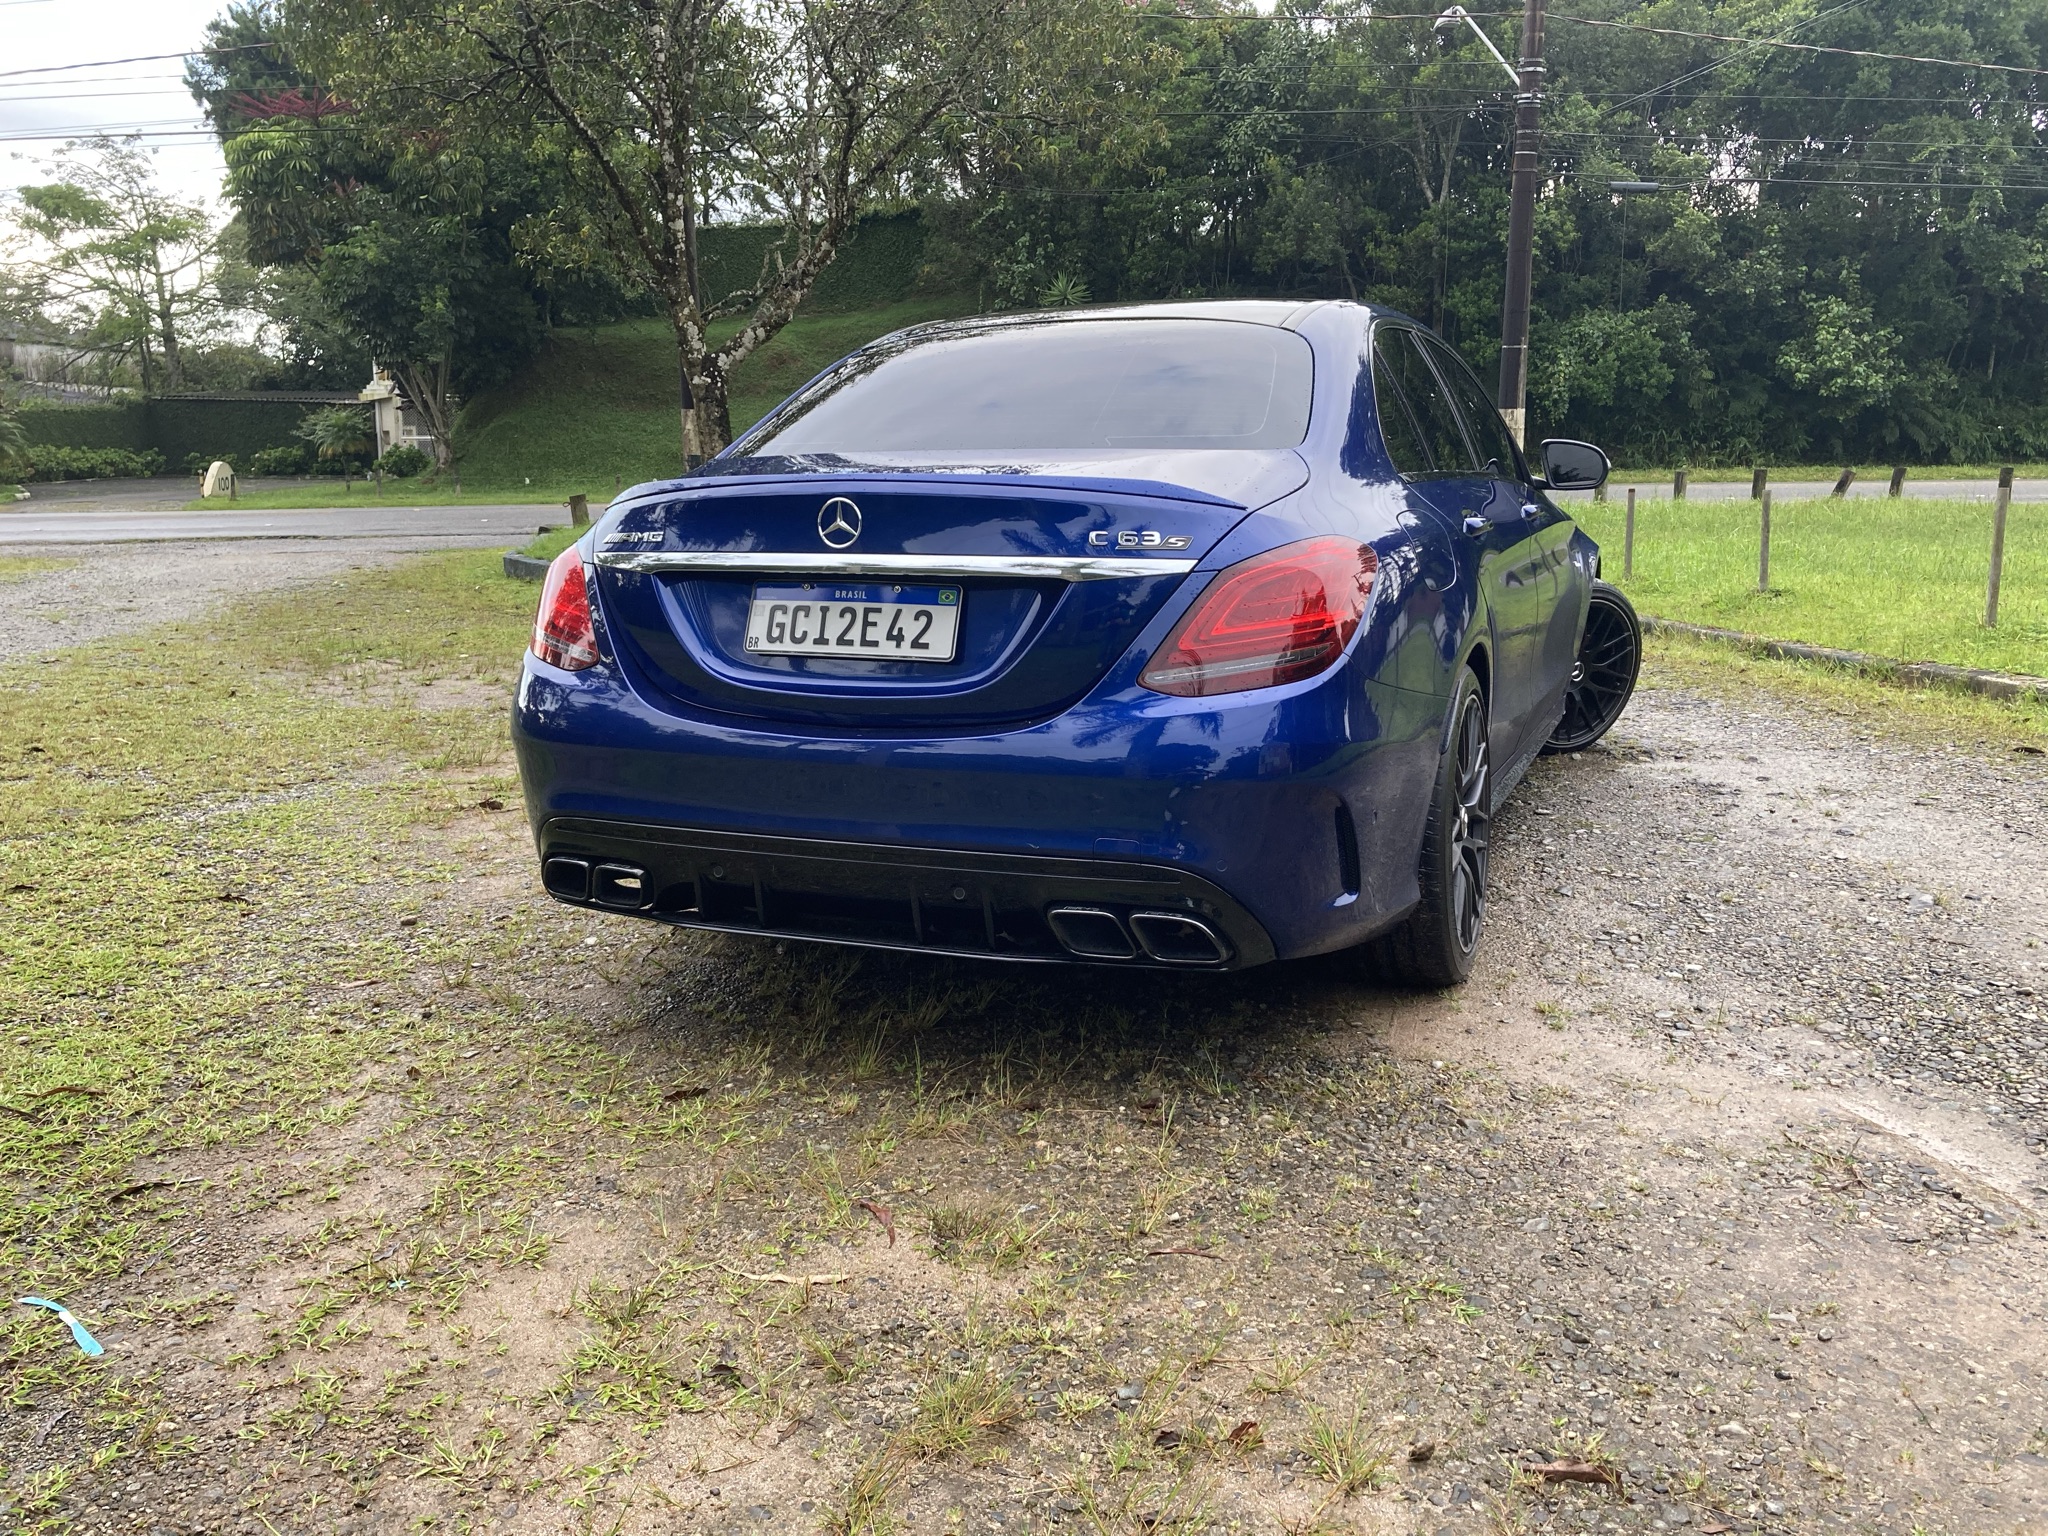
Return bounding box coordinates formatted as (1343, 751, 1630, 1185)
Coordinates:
(1462, 515, 1488, 536)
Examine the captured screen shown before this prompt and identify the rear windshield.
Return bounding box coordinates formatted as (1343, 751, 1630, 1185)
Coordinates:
(748, 319, 1315, 453)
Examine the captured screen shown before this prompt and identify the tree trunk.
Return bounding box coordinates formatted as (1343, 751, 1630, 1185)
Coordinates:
(390, 358, 456, 468)
(671, 305, 729, 463)
(154, 260, 184, 393)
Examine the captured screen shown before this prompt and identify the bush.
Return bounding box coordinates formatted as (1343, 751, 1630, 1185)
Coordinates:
(249, 445, 310, 476)
(24, 446, 167, 482)
(182, 451, 240, 476)
(308, 454, 368, 476)
(374, 443, 432, 478)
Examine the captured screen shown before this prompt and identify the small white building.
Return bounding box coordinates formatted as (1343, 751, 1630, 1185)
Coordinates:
(358, 367, 438, 457)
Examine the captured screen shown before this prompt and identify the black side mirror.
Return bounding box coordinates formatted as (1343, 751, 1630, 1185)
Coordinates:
(1539, 438, 1610, 491)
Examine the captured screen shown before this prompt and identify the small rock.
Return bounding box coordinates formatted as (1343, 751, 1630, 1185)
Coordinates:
(1765, 1501, 1785, 1516)
(1409, 1439, 1437, 1463)
(1660, 1506, 1693, 1527)
(1523, 1217, 1550, 1234)
(1817, 1328, 1835, 1342)
(1774, 1365, 1794, 1380)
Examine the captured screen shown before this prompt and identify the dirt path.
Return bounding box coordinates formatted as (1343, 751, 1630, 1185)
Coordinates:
(4, 651, 2044, 1536)
(0, 539, 509, 655)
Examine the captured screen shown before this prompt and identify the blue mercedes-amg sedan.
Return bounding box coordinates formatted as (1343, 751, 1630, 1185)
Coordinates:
(511, 300, 1640, 985)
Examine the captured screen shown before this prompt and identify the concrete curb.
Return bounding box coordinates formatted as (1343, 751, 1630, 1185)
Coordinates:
(504, 552, 550, 581)
(1644, 617, 2048, 705)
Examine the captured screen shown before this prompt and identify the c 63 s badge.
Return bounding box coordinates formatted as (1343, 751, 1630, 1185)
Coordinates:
(1089, 529, 1193, 550)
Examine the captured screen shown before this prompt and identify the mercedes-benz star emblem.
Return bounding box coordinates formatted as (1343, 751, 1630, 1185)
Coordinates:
(817, 497, 862, 549)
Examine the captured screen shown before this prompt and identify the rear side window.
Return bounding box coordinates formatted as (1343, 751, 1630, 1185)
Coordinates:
(1370, 336, 1433, 475)
(1377, 329, 1474, 475)
(1421, 335, 1522, 480)
(750, 319, 1315, 453)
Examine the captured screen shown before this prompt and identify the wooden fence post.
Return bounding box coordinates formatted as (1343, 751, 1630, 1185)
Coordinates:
(1986, 466, 2013, 627)
(1624, 487, 1636, 579)
(1750, 466, 1767, 500)
(1758, 490, 1772, 593)
(1889, 466, 1907, 497)
(1673, 468, 1688, 500)
(1831, 467, 1856, 497)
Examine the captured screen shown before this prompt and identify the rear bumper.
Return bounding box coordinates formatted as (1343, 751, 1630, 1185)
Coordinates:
(535, 817, 1275, 969)
(512, 652, 1448, 964)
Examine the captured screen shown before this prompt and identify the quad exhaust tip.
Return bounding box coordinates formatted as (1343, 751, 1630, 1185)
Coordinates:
(541, 856, 652, 910)
(1047, 906, 1229, 965)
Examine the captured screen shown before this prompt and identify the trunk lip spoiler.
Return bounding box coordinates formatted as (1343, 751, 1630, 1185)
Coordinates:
(635, 469, 1255, 511)
(592, 551, 1199, 582)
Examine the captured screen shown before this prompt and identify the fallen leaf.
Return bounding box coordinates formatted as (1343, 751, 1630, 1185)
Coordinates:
(719, 1266, 849, 1287)
(1145, 1245, 1219, 1259)
(1225, 1419, 1262, 1450)
(1152, 1428, 1183, 1450)
(1700, 1522, 1732, 1534)
(1408, 1439, 1437, 1463)
(478, 797, 506, 810)
(662, 1084, 708, 1103)
(856, 1197, 896, 1246)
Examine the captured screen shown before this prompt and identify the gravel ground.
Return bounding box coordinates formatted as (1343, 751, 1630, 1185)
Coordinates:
(0, 538, 503, 655)
(4, 578, 2045, 1534)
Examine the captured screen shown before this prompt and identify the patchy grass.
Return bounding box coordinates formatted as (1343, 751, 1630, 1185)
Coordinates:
(2, 544, 2032, 1534)
(0, 555, 75, 583)
(1640, 627, 2048, 752)
(183, 482, 577, 511)
(1575, 494, 2046, 676)
(520, 524, 586, 562)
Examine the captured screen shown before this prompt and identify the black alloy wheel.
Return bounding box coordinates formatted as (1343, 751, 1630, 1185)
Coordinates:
(1545, 579, 1641, 754)
(1360, 667, 1490, 988)
(1445, 686, 1490, 955)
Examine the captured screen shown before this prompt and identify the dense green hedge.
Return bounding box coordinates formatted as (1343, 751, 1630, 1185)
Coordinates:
(698, 211, 928, 316)
(20, 445, 166, 481)
(16, 397, 341, 470)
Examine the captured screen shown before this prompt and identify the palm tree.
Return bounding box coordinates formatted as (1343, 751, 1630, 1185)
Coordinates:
(0, 390, 28, 481)
(294, 406, 373, 490)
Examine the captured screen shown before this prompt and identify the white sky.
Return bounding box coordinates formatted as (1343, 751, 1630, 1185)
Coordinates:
(1, 0, 231, 209)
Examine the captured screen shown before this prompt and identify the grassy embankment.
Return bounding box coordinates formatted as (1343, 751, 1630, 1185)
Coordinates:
(188, 300, 970, 512)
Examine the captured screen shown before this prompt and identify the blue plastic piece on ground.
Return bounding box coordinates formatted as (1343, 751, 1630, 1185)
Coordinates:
(16, 1296, 105, 1356)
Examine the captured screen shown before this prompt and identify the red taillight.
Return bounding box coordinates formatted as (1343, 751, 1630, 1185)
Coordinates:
(531, 546, 599, 670)
(1140, 536, 1378, 697)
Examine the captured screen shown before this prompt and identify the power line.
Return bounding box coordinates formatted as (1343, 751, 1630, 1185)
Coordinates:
(1549, 14, 2048, 79)
(0, 45, 268, 81)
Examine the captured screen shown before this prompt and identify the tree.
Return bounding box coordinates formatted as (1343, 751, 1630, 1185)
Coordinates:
(294, 0, 1135, 459)
(295, 405, 372, 487)
(192, 3, 599, 465)
(4, 138, 227, 394)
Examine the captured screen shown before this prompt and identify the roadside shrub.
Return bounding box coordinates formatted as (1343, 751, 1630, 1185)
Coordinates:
(24, 446, 166, 481)
(375, 443, 432, 478)
(249, 445, 309, 476)
(182, 451, 241, 476)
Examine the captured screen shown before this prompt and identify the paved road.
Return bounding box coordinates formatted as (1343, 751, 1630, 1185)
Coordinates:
(0, 502, 564, 545)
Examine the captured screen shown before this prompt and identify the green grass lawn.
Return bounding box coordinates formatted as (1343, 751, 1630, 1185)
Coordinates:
(1574, 494, 2046, 676)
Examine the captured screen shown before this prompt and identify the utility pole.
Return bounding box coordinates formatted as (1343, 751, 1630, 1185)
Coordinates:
(1496, 0, 1547, 450)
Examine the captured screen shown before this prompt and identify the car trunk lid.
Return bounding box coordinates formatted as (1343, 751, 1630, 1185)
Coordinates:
(590, 456, 1304, 729)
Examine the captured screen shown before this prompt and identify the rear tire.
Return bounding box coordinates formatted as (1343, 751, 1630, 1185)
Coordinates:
(1361, 667, 1489, 988)
(1544, 579, 1640, 754)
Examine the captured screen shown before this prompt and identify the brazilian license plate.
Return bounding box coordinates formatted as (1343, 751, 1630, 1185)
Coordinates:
(743, 583, 962, 662)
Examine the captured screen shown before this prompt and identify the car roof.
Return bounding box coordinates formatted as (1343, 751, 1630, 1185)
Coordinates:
(883, 299, 1371, 345)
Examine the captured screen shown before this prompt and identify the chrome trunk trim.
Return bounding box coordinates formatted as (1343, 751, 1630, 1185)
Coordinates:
(592, 550, 1199, 582)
